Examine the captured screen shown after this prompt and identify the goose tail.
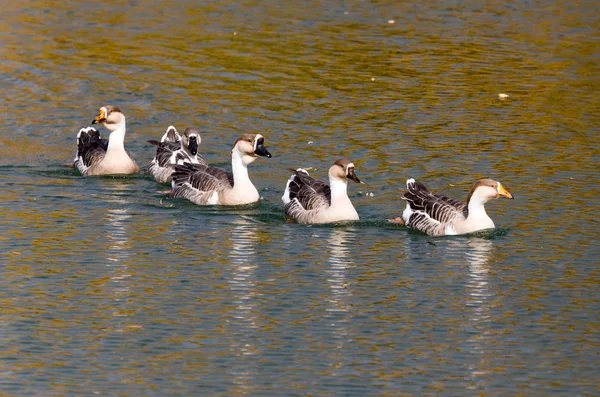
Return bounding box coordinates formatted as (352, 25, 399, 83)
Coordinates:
(160, 126, 181, 143)
(282, 168, 309, 205)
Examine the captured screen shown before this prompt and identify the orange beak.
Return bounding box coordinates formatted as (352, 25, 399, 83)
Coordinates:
(497, 182, 513, 199)
(92, 108, 106, 124)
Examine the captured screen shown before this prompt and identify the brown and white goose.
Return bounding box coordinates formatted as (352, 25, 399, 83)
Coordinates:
(171, 134, 271, 206)
(148, 126, 207, 183)
(400, 178, 513, 236)
(73, 106, 139, 176)
(282, 159, 361, 224)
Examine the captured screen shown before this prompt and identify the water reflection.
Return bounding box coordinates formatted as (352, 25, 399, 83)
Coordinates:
(325, 228, 354, 314)
(227, 216, 260, 328)
(226, 216, 260, 393)
(102, 183, 133, 319)
(462, 238, 495, 385)
(465, 238, 494, 324)
(324, 228, 356, 376)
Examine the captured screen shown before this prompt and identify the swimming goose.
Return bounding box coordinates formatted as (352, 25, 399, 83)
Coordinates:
(171, 134, 272, 206)
(73, 106, 139, 176)
(148, 126, 207, 183)
(282, 159, 361, 224)
(400, 178, 513, 236)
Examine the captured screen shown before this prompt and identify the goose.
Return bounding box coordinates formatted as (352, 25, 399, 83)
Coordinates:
(171, 133, 271, 206)
(399, 178, 513, 236)
(148, 126, 207, 183)
(73, 106, 139, 176)
(282, 159, 361, 224)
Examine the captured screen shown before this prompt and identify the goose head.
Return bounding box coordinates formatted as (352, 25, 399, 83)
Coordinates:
(182, 128, 201, 156)
(330, 158, 361, 184)
(232, 134, 272, 166)
(467, 179, 513, 205)
(92, 105, 125, 132)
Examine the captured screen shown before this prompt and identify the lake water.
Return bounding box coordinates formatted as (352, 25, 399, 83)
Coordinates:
(1, 0, 598, 396)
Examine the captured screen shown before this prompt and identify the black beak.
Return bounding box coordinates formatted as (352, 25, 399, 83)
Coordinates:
(188, 139, 198, 155)
(91, 119, 99, 124)
(254, 138, 272, 158)
(347, 168, 360, 183)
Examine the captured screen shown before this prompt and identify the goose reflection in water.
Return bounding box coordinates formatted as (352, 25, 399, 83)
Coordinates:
(226, 216, 260, 392)
(326, 228, 354, 314)
(465, 238, 494, 322)
(323, 228, 357, 374)
(228, 216, 260, 325)
(102, 183, 134, 313)
(461, 237, 495, 382)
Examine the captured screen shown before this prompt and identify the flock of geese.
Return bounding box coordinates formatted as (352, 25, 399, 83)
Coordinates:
(73, 106, 514, 236)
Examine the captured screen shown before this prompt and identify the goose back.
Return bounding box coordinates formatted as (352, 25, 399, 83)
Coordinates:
(148, 126, 207, 183)
(287, 169, 331, 208)
(282, 162, 359, 224)
(171, 163, 234, 205)
(402, 179, 468, 236)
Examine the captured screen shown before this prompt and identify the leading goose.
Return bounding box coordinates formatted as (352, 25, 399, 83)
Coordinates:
(171, 134, 271, 206)
(73, 106, 139, 176)
(148, 126, 207, 183)
(400, 178, 513, 236)
(282, 159, 361, 224)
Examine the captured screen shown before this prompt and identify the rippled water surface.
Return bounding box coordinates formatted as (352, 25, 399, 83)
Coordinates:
(1, 0, 598, 396)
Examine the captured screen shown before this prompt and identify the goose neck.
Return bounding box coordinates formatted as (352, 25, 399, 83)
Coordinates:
(329, 177, 349, 203)
(107, 124, 126, 152)
(467, 193, 489, 220)
(231, 150, 251, 185)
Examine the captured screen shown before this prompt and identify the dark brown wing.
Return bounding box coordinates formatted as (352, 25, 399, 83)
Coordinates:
(148, 140, 180, 168)
(403, 179, 467, 234)
(287, 170, 331, 210)
(74, 127, 108, 174)
(172, 163, 233, 194)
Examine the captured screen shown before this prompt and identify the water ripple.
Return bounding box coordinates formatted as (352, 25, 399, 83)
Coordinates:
(0, 0, 598, 395)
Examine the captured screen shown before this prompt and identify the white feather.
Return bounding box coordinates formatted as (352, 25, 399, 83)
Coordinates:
(401, 203, 413, 224)
(207, 191, 219, 205)
(281, 177, 293, 205)
(444, 225, 458, 235)
(160, 126, 180, 142)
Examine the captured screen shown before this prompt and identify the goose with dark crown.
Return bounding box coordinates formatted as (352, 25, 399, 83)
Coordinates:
(73, 105, 139, 176)
(148, 126, 207, 183)
(282, 159, 361, 224)
(171, 133, 271, 206)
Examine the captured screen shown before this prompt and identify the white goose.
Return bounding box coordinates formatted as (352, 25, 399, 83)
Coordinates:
(282, 159, 361, 224)
(73, 106, 139, 176)
(400, 178, 513, 236)
(148, 126, 207, 183)
(171, 134, 271, 206)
